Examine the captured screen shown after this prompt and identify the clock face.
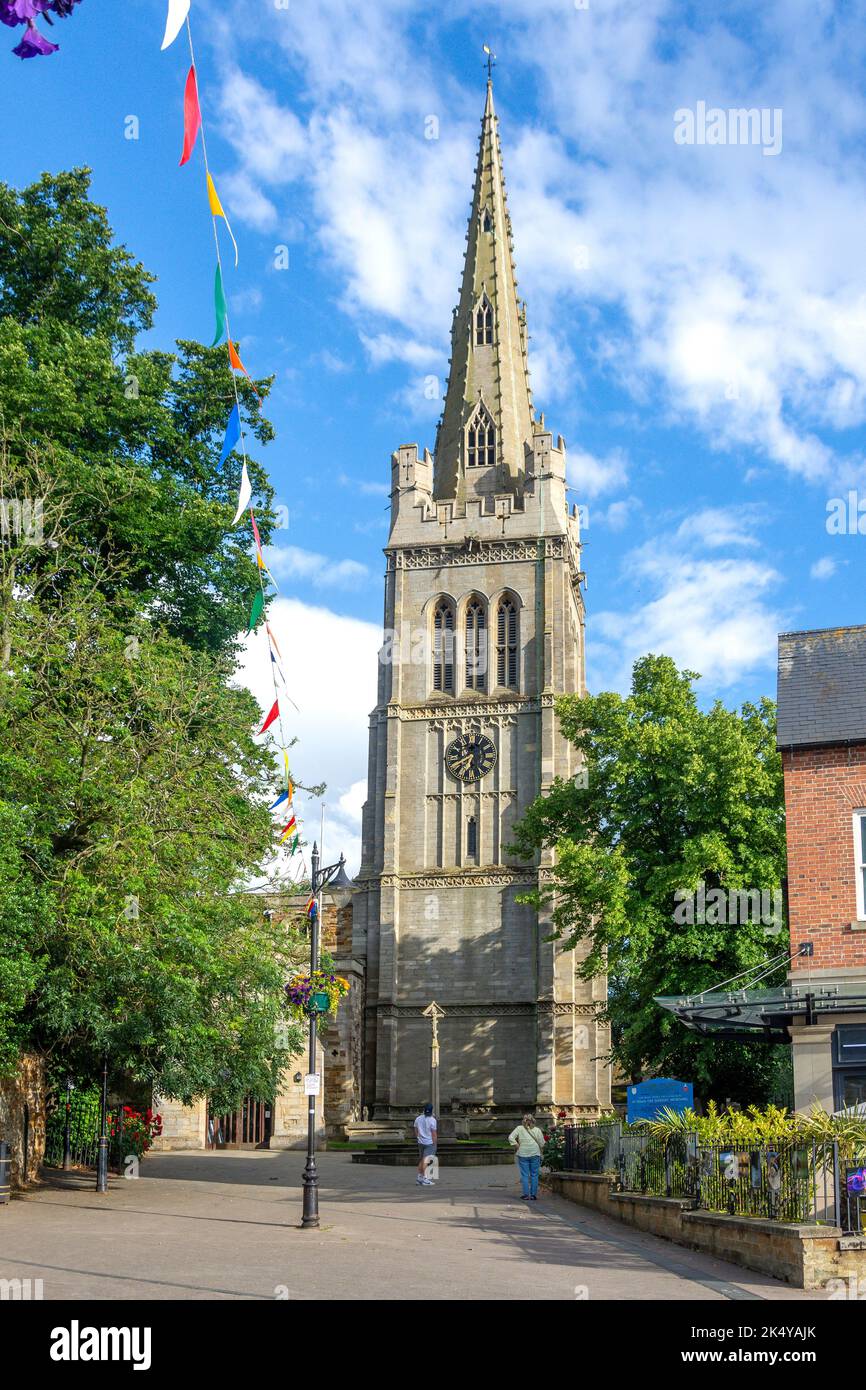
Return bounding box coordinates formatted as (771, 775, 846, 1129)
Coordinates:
(445, 733, 497, 784)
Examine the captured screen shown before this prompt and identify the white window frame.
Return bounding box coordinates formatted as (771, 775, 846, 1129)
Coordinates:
(853, 810, 866, 920)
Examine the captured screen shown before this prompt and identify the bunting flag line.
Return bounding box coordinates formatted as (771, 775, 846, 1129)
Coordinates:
(248, 590, 264, 633)
(211, 263, 227, 346)
(249, 508, 277, 589)
(218, 404, 240, 468)
(180, 65, 201, 166)
(162, 2, 311, 896)
(207, 173, 239, 267)
(161, 0, 191, 50)
(266, 622, 283, 661)
(259, 699, 279, 736)
(232, 461, 252, 525)
(228, 339, 262, 401)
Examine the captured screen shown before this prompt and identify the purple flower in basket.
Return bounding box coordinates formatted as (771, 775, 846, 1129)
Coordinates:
(4, 0, 83, 58)
(12, 20, 57, 55)
(1, 2, 52, 25)
(847, 1167, 866, 1196)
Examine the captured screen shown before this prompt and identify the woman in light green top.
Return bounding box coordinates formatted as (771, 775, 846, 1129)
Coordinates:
(508, 1113, 546, 1200)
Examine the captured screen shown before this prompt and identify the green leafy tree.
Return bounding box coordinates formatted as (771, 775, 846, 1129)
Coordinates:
(513, 655, 789, 1105)
(0, 171, 310, 1106)
(0, 168, 277, 657)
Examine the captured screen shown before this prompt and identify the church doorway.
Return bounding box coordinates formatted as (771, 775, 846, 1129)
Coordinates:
(208, 1096, 272, 1149)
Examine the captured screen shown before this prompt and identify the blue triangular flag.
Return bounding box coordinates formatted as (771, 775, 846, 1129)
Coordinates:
(218, 404, 241, 468)
(269, 790, 289, 810)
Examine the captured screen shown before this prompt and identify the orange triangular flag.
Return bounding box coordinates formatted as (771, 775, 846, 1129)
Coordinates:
(228, 339, 262, 403)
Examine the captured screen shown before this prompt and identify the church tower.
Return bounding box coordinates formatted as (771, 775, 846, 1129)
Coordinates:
(354, 78, 610, 1127)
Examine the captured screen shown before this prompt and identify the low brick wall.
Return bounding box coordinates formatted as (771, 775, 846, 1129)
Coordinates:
(544, 1170, 866, 1290)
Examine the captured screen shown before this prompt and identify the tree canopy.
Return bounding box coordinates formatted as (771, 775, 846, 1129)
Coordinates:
(0, 170, 307, 1102)
(513, 654, 790, 1105)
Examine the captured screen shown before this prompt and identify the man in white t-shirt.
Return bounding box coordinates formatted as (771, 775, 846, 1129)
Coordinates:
(414, 1104, 438, 1186)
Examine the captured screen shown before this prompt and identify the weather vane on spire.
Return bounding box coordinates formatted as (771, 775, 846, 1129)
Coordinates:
(483, 44, 496, 82)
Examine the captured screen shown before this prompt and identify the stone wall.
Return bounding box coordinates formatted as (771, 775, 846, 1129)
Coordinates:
(0, 1053, 46, 1188)
(152, 1096, 207, 1151)
(544, 1170, 866, 1291)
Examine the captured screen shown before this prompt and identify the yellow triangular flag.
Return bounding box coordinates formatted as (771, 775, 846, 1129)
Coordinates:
(207, 173, 239, 267)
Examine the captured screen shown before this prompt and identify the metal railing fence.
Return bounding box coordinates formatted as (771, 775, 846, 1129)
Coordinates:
(557, 1121, 863, 1233)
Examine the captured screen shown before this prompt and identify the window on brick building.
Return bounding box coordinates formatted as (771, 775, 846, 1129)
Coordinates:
(833, 1025, 866, 1110)
(854, 811, 866, 919)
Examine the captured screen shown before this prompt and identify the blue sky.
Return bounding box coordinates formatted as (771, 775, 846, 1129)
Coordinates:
(2, 0, 865, 866)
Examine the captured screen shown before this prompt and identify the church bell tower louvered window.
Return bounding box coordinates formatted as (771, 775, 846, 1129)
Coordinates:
(496, 596, 518, 689)
(432, 599, 455, 693)
(465, 597, 487, 692)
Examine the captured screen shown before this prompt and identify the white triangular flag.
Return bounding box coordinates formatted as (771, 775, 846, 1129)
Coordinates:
(161, 0, 191, 51)
(232, 462, 252, 525)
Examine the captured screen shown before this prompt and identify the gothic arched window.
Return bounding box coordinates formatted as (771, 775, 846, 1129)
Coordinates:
(475, 297, 493, 346)
(432, 599, 455, 693)
(496, 596, 518, 689)
(467, 816, 478, 859)
(464, 596, 487, 692)
(467, 404, 496, 468)
(483, 208, 493, 234)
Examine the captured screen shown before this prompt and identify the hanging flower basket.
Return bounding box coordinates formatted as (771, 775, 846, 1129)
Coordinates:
(2, 1, 85, 60)
(285, 970, 349, 1015)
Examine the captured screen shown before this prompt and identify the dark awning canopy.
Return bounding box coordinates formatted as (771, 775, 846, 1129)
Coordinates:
(655, 980, 866, 1044)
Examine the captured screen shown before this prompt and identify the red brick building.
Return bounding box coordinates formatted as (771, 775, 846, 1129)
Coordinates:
(777, 625, 866, 1111)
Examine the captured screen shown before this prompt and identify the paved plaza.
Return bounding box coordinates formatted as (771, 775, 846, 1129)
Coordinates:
(0, 1151, 821, 1301)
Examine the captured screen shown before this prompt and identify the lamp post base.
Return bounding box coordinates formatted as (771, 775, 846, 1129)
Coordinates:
(301, 1159, 319, 1228)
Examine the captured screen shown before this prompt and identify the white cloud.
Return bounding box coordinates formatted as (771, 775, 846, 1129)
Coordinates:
(810, 556, 838, 580)
(235, 598, 381, 875)
(567, 447, 629, 499)
(673, 506, 763, 552)
(361, 333, 442, 369)
(264, 545, 370, 589)
(590, 506, 785, 693)
(207, 0, 866, 483)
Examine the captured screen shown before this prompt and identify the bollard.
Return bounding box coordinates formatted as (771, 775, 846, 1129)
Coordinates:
(0, 1140, 10, 1205)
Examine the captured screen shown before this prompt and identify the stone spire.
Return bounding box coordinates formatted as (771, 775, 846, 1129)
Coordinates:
(433, 79, 535, 502)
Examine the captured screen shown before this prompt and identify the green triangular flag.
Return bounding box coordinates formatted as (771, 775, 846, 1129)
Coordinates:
(211, 263, 227, 346)
(289, 834, 300, 855)
(248, 589, 264, 632)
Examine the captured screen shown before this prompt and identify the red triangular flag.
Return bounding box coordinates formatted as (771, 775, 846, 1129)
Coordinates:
(180, 66, 202, 167)
(259, 700, 279, 735)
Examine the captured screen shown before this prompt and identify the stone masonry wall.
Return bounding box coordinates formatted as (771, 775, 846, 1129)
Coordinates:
(545, 1170, 866, 1290)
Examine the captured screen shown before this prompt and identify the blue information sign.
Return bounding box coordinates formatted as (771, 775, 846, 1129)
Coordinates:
(627, 1078, 694, 1123)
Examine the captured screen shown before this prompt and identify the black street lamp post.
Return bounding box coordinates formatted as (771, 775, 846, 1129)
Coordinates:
(95, 1056, 109, 1193)
(62, 1075, 73, 1171)
(301, 842, 352, 1230)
